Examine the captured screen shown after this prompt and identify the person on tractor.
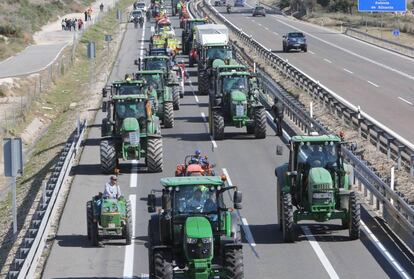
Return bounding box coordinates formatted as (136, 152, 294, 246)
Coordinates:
(204, 191, 217, 212)
(187, 188, 204, 212)
(306, 145, 326, 168)
(103, 175, 122, 199)
(189, 149, 209, 165)
(146, 84, 158, 111)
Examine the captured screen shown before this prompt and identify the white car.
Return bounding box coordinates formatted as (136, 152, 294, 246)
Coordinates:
(134, 2, 147, 12)
(130, 9, 143, 22)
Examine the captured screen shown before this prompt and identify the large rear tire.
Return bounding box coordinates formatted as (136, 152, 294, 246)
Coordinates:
(147, 138, 163, 172)
(124, 200, 132, 245)
(282, 192, 295, 243)
(86, 201, 92, 240)
(148, 215, 160, 277)
(223, 246, 244, 279)
(91, 219, 99, 247)
(212, 111, 225, 140)
(172, 87, 180, 110)
(254, 108, 266, 139)
(163, 102, 174, 128)
(349, 191, 360, 240)
(198, 71, 209, 95)
(154, 249, 173, 279)
(100, 140, 117, 173)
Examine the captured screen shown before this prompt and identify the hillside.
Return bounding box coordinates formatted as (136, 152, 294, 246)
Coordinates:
(0, 0, 94, 60)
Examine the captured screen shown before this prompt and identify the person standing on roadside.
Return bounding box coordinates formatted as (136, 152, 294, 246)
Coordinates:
(100, 3, 104, 12)
(272, 97, 284, 136)
(84, 10, 88, 21)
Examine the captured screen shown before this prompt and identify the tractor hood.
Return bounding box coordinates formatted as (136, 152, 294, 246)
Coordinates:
(212, 59, 225, 68)
(230, 90, 247, 103)
(185, 216, 213, 239)
(121, 117, 139, 133)
(308, 167, 333, 188)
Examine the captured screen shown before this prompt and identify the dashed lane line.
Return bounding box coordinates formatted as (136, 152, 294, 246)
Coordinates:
(123, 194, 136, 278)
(323, 58, 332, 64)
(343, 68, 353, 74)
(200, 112, 218, 148)
(398, 97, 413, 106)
(367, 80, 380, 88)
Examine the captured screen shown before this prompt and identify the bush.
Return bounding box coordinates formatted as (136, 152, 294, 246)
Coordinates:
(0, 24, 22, 37)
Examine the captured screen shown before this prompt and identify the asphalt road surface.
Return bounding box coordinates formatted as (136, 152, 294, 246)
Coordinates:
(216, 0, 414, 144)
(41, 2, 414, 279)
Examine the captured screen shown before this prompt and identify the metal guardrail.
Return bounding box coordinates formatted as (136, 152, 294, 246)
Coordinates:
(7, 120, 87, 279)
(193, 0, 414, 250)
(345, 28, 414, 59)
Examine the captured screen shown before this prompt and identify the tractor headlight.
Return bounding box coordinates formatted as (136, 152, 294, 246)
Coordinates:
(187, 237, 198, 244)
(201, 237, 212, 244)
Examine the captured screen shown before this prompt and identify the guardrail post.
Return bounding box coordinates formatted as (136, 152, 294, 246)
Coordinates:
(397, 145, 404, 170)
(366, 123, 374, 143)
(411, 153, 414, 177)
(385, 135, 394, 160)
(375, 129, 384, 151)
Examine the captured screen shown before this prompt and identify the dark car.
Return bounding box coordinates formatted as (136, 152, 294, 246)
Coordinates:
(252, 6, 266, 17)
(282, 32, 307, 52)
(234, 0, 245, 7)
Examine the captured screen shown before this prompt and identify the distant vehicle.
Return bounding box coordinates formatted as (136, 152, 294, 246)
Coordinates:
(282, 32, 307, 52)
(130, 9, 143, 22)
(135, 2, 147, 11)
(214, 0, 226, 6)
(234, 0, 245, 7)
(252, 6, 266, 17)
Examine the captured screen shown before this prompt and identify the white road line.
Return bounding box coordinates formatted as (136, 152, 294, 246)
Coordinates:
(309, 50, 315, 54)
(123, 194, 136, 278)
(222, 168, 257, 248)
(361, 221, 412, 279)
(367, 80, 380, 88)
(201, 112, 218, 148)
(257, 23, 262, 26)
(343, 68, 353, 74)
(398, 97, 413, 106)
(323, 58, 332, 64)
(130, 160, 138, 188)
(192, 89, 199, 103)
(139, 19, 146, 59)
(302, 226, 340, 279)
(264, 27, 269, 31)
(273, 31, 279, 36)
(275, 19, 414, 82)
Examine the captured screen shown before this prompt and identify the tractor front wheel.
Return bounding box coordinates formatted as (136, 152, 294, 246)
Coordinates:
(86, 201, 93, 240)
(349, 191, 360, 240)
(100, 140, 117, 173)
(154, 249, 173, 279)
(163, 102, 174, 128)
(282, 192, 295, 243)
(147, 138, 163, 172)
(172, 87, 180, 110)
(223, 246, 244, 279)
(124, 200, 132, 245)
(90, 220, 99, 246)
(254, 107, 266, 139)
(212, 111, 224, 140)
(246, 123, 254, 134)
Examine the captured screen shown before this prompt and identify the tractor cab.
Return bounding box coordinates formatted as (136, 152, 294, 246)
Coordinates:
(147, 176, 243, 278)
(200, 45, 233, 69)
(112, 80, 146, 96)
(142, 55, 171, 73)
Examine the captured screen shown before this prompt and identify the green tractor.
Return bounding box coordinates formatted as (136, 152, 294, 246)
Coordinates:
(135, 70, 176, 127)
(100, 93, 163, 173)
(102, 79, 146, 98)
(275, 134, 360, 242)
(208, 62, 266, 140)
(86, 195, 132, 246)
(182, 18, 208, 55)
(147, 176, 244, 279)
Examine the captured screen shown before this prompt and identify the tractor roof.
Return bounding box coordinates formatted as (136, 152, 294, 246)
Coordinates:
(219, 71, 250, 77)
(160, 176, 224, 187)
(291, 135, 341, 143)
(217, 64, 247, 70)
(112, 80, 145, 86)
(189, 18, 207, 22)
(112, 94, 147, 100)
(143, 55, 170, 60)
(136, 70, 164, 75)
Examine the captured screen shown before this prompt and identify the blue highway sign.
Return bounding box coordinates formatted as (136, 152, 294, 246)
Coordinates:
(358, 0, 407, 12)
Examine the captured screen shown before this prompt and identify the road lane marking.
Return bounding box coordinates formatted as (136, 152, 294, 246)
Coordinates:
(273, 31, 279, 36)
(192, 87, 199, 103)
(309, 50, 315, 54)
(123, 194, 136, 278)
(343, 68, 353, 74)
(130, 160, 138, 188)
(139, 19, 146, 59)
(264, 27, 269, 31)
(361, 221, 412, 279)
(367, 80, 380, 88)
(301, 226, 340, 279)
(398, 97, 413, 106)
(222, 168, 258, 250)
(257, 23, 262, 26)
(323, 58, 332, 64)
(275, 19, 414, 82)
(201, 112, 218, 148)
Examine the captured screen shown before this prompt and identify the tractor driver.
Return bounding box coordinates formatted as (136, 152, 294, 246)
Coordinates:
(189, 149, 209, 167)
(103, 175, 122, 199)
(306, 145, 326, 168)
(204, 191, 217, 212)
(187, 188, 204, 212)
(124, 104, 137, 118)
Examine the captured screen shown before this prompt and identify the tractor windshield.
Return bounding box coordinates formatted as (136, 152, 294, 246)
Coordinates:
(117, 84, 142, 95)
(115, 100, 146, 119)
(189, 20, 205, 30)
(206, 47, 232, 60)
(174, 186, 219, 215)
(222, 76, 249, 94)
(145, 59, 168, 71)
(297, 142, 338, 169)
(140, 74, 162, 90)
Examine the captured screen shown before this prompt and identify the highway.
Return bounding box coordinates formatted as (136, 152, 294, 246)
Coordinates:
(215, 0, 414, 143)
(41, 2, 413, 279)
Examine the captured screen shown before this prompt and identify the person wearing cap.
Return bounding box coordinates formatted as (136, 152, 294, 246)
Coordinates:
(272, 96, 284, 136)
(103, 176, 122, 199)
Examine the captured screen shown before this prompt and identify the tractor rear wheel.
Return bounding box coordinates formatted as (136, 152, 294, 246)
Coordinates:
(148, 216, 160, 277)
(349, 191, 360, 240)
(100, 140, 117, 173)
(223, 246, 244, 279)
(172, 87, 180, 110)
(86, 201, 93, 240)
(147, 138, 163, 172)
(198, 71, 209, 95)
(282, 192, 295, 243)
(90, 219, 99, 246)
(212, 111, 224, 140)
(254, 108, 266, 139)
(246, 123, 254, 134)
(163, 102, 174, 128)
(124, 200, 132, 245)
(154, 249, 173, 279)
(101, 118, 110, 137)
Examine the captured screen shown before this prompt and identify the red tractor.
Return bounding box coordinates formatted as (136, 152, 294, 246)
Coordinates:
(175, 155, 216, 176)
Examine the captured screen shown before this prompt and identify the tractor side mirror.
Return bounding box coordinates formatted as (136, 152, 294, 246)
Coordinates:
(162, 192, 171, 211)
(102, 101, 107, 113)
(276, 144, 283, 155)
(102, 88, 107, 98)
(147, 194, 156, 213)
(134, 59, 139, 66)
(233, 190, 242, 209)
